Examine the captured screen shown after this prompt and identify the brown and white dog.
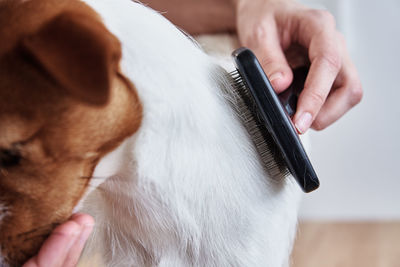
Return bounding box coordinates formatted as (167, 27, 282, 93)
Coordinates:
(0, 0, 301, 266)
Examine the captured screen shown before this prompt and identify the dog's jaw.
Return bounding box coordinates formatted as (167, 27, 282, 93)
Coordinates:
(73, 136, 138, 213)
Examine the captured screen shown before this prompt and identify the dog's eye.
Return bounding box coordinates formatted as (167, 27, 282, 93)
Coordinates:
(0, 148, 21, 168)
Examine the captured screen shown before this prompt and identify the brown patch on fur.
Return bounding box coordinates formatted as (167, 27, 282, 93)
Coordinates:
(0, 0, 142, 265)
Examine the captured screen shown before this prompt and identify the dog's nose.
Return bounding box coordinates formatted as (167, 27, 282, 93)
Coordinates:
(0, 149, 21, 168)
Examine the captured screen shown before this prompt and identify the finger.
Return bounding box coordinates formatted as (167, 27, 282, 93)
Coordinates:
(246, 19, 293, 93)
(63, 214, 94, 267)
(23, 220, 82, 267)
(294, 17, 342, 133)
(311, 54, 363, 130)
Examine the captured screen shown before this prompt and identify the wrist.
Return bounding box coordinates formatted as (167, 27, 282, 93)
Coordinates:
(146, 0, 236, 34)
(233, 0, 297, 10)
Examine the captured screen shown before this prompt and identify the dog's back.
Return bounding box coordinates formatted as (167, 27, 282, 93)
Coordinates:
(78, 1, 301, 266)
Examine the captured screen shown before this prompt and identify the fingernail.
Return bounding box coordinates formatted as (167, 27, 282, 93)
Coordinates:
(295, 112, 312, 134)
(269, 72, 283, 87)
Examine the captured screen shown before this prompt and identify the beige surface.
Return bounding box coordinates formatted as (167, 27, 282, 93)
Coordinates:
(291, 222, 400, 267)
(79, 222, 400, 266)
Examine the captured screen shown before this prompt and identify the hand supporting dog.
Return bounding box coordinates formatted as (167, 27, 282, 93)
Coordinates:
(23, 214, 94, 267)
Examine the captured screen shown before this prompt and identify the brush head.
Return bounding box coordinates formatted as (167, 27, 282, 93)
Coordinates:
(230, 48, 319, 193)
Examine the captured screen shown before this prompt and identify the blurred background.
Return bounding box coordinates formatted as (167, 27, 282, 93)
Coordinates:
(299, 0, 400, 222)
(293, 0, 400, 266)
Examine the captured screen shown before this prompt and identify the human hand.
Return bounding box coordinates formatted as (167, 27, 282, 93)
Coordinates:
(234, 0, 363, 133)
(23, 213, 94, 267)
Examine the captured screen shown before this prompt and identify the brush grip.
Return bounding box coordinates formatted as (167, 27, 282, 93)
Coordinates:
(278, 66, 309, 117)
(232, 48, 319, 193)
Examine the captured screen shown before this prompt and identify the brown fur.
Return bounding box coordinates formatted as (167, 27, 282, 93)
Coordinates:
(0, 0, 142, 265)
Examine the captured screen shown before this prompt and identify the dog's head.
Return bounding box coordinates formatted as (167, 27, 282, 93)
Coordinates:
(0, 1, 142, 265)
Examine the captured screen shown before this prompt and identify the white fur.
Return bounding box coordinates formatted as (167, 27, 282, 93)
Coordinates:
(78, 1, 302, 266)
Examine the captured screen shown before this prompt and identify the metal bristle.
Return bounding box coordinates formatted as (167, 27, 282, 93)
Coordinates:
(228, 70, 290, 181)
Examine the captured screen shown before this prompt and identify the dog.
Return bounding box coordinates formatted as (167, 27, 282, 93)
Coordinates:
(0, 0, 302, 266)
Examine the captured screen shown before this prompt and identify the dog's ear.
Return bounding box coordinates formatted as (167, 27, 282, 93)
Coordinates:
(22, 12, 122, 105)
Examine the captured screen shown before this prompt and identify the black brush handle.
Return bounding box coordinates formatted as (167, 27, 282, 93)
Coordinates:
(232, 48, 319, 193)
(278, 66, 309, 117)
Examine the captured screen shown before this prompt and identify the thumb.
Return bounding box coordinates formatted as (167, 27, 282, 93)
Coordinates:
(248, 21, 293, 93)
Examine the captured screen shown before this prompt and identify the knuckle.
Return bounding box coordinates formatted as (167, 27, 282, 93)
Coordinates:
(320, 51, 342, 71)
(251, 21, 269, 43)
(260, 56, 275, 69)
(307, 90, 325, 107)
(242, 21, 268, 47)
(322, 10, 336, 26)
(348, 83, 363, 105)
(307, 9, 336, 27)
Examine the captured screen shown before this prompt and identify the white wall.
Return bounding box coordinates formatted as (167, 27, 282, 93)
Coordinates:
(299, 0, 400, 220)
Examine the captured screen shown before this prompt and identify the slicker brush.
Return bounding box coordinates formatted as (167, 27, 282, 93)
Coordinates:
(229, 48, 319, 193)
